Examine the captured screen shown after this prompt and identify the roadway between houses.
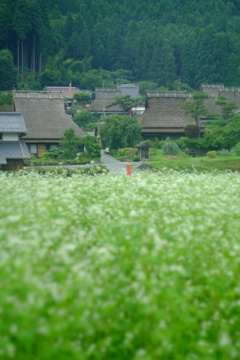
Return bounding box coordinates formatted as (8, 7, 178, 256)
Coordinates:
(100, 151, 137, 174)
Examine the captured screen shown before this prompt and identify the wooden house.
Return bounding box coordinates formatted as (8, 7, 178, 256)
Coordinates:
(0, 112, 30, 170)
(13, 91, 85, 157)
(140, 91, 205, 140)
(200, 84, 240, 121)
(89, 84, 140, 116)
(89, 88, 125, 115)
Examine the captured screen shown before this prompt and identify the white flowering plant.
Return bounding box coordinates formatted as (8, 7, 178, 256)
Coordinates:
(0, 171, 240, 359)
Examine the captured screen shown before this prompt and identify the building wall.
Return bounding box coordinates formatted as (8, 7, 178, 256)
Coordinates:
(37, 144, 47, 157)
(1, 159, 24, 171)
(2, 133, 19, 141)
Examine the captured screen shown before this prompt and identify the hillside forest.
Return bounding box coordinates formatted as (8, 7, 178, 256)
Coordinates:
(1, 0, 240, 91)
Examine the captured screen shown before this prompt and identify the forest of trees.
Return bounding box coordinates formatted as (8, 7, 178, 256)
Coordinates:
(1, 0, 240, 91)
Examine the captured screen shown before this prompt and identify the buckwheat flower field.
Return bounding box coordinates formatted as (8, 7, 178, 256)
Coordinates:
(1, 170, 240, 360)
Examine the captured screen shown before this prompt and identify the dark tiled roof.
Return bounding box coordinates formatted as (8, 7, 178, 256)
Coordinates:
(0, 141, 30, 164)
(118, 84, 140, 98)
(0, 113, 27, 133)
(14, 98, 85, 141)
(0, 152, 7, 164)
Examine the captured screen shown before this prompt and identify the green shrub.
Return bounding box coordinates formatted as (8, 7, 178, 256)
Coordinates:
(175, 137, 204, 150)
(233, 142, 240, 156)
(206, 151, 217, 158)
(217, 149, 231, 156)
(133, 155, 140, 162)
(162, 140, 180, 155)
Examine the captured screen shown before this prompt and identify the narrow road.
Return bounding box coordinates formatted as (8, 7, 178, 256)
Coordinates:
(101, 151, 135, 174)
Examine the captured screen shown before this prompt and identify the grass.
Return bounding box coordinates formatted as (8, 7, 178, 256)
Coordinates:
(149, 150, 240, 172)
(0, 170, 240, 359)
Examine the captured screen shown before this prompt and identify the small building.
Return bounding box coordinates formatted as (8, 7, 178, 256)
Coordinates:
(0, 112, 30, 170)
(135, 141, 151, 161)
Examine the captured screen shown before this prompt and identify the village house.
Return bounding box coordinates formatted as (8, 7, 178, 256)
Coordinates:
(200, 84, 240, 121)
(140, 91, 205, 140)
(89, 84, 141, 116)
(0, 112, 30, 170)
(13, 91, 85, 157)
(88, 88, 125, 115)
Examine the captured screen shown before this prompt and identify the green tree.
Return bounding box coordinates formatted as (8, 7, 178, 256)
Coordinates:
(215, 95, 237, 121)
(0, 50, 17, 90)
(100, 115, 142, 150)
(60, 129, 83, 159)
(137, 81, 159, 95)
(180, 92, 209, 135)
(73, 92, 91, 104)
(203, 114, 240, 150)
(83, 135, 101, 158)
(73, 110, 94, 129)
(106, 95, 140, 112)
(162, 139, 180, 155)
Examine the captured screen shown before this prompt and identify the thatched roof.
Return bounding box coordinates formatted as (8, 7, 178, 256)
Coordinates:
(89, 88, 123, 113)
(201, 84, 240, 113)
(14, 97, 85, 143)
(141, 93, 196, 131)
(46, 86, 81, 98)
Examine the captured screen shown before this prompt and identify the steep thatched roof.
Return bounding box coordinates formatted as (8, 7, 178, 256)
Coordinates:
(89, 88, 123, 113)
(201, 84, 240, 114)
(14, 97, 85, 142)
(141, 93, 197, 132)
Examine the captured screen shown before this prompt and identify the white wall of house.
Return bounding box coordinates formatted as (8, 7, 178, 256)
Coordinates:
(2, 133, 19, 141)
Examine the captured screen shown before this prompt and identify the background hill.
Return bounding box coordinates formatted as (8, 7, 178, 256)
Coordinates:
(1, 0, 240, 90)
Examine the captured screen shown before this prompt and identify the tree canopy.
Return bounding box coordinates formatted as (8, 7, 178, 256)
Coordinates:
(1, 0, 240, 90)
(0, 50, 17, 90)
(100, 115, 142, 150)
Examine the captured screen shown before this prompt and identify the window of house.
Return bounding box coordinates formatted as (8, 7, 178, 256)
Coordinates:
(28, 144, 37, 154)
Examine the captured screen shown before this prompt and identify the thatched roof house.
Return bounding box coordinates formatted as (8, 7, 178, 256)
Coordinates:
(89, 85, 140, 115)
(13, 91, 85, 157)
(201, 84, 240, 119)
(89, 88, 124, 115)
(140, 91, 204, 140)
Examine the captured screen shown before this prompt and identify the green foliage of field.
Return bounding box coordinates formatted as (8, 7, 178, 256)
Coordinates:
(1, 171, 240, 359)
(149, 151, 240, 172)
